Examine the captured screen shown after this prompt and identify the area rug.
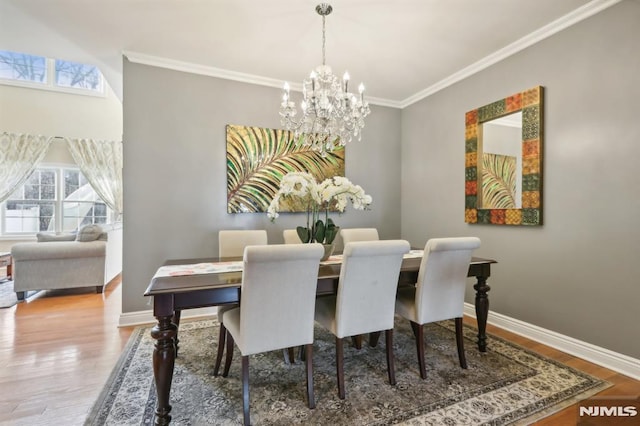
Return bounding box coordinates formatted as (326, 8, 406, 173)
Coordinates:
(0, 280, 18, 308)
(87, 318, 610, 425)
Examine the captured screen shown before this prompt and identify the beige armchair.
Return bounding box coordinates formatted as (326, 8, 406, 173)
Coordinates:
(395, 237, 481, 379)
(314, 240, 410, 399)
(219, 243, 324, 426)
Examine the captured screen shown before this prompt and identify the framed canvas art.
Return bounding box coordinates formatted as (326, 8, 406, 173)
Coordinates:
(226, 124, 345, 213)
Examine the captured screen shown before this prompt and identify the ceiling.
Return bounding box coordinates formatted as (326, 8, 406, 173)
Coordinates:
(1, 0, 618, 106)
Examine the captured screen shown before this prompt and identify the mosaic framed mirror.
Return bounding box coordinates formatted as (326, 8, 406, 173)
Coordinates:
(465, 86, 544, 225)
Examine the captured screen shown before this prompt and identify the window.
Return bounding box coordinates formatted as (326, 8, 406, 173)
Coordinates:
(55, 59, 104, 92)
(5, 169, 56, 233)
(0, 51, 47, 83)
(0, 49, 104, 96)
(2, 167, 111, 236)
(62, 169, 108, 230)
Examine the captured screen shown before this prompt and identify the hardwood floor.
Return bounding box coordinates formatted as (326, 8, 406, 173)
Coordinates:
(0, 278, 133, 426)
(1, 281, 638, 425)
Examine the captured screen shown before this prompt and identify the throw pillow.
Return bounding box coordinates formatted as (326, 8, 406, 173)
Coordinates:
(36, 232, 77, 242)
(76, 224, 104, 242)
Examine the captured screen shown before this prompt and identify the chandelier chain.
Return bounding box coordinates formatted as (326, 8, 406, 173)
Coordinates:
(322, 15, 326, 66)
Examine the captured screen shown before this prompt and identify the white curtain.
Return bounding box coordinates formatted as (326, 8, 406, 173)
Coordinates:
(0, 132, 52, 203)
(66, 138, 123, 216)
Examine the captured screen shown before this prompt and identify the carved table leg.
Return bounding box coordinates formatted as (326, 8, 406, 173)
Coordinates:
(173, 310, 181, 357)
(151, 315, 177, 425)
(473, 276, 491, 352)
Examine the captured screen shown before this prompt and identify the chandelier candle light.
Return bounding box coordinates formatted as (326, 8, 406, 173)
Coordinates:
(280, 3, 371, 156)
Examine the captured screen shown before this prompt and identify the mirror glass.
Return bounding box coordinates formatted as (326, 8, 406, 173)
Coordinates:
(480, 111, 522, 209)
(465, 86, 543, 226)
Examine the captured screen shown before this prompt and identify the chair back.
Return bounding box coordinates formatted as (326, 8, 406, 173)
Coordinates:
(218, 230, 267, 258)
(283, 229, 302, 244)
(414, 237, 481, 324)
(239, 243, 324, 355)
(339, 228, 379, 246)
(335, 240, 410, 337)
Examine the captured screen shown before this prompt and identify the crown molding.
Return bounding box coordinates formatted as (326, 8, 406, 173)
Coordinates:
(123, 50, 402, 109)
(124, 0, 620, 111)
(399, 0, 623, 108)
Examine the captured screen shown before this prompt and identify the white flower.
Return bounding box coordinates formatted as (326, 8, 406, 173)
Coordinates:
(278, 172, 316, 198)
(267, 172, 373, 230)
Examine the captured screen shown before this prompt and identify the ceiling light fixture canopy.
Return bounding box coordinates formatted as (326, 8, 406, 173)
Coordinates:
(280, 3, 370, 156)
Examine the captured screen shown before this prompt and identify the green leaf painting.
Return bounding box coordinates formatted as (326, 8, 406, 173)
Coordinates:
(482, 153, 517, 209)
(226, 124, 345, 213)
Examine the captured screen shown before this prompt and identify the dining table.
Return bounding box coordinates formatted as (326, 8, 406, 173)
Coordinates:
(144, 251, 497, 425)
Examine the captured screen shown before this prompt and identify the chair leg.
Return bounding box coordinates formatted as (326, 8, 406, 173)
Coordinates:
(213, 323, 227, 376)
(385, 329, 396, 386)
(411, 321, 427, 379)
(305, 343, 315, 409)
(351, 335, 363, 349)
(241, 355, 250, 426)
(410, 320, 420, 339)
(336, 337, 346, 399)
(455, 317, 468, 369)
(299, 344, 306, 361)
(369, 331, 381, 347)
(286, 347, 296, 364)
(222, 331, 235, 377)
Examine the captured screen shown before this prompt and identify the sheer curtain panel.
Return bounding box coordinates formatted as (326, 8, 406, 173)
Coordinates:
(66, 138, 123, 216)
(0, 132, 52, 203)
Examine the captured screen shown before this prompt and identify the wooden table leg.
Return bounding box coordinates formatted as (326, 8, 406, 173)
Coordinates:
(173, 310, 181, 357)
(473, 276, 491, 352)
(151, 314, 177, 425)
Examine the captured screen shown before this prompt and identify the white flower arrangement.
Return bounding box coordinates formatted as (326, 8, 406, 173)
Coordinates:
(267, 172, 372, 244)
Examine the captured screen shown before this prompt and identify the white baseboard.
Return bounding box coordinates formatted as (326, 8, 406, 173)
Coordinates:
(118, 307, 218, 327)
(464, 303, 640, 381)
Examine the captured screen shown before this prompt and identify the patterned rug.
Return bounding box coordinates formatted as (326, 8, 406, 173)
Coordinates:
(0, 280, 18, 308)
(87, 318, 610, 425)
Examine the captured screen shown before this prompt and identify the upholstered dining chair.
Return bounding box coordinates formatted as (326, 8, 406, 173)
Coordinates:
(213, 229, 268, 376)
(218, 229, 268, 258)
(395, 237, 481, 379)
(315, 240, 410, 399)
(219, 243, 324, 426)
(336, 227, 381, 348)
(339, 227, 379, 246)
(283, 229, 302, 244)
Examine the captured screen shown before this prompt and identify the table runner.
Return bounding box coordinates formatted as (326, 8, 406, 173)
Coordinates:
(152, 250, 425, 278)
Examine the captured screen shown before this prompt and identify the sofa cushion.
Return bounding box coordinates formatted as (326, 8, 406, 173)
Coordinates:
(36, 232, 77, 242)
(11, 240, 106, 261)
(76, 224, 103, 242)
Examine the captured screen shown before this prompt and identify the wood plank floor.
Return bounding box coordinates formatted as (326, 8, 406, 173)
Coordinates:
(1, 279, 638, 425)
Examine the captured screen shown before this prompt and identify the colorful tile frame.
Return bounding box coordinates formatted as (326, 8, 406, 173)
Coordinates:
(465, 86, 544, 226)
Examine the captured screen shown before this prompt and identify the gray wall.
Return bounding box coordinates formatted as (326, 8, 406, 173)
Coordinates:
(401, 1, 640, 358)
(122, 61, 402, 313)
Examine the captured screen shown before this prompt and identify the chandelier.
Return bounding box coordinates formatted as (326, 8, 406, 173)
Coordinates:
(279, 3, 370, 156)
